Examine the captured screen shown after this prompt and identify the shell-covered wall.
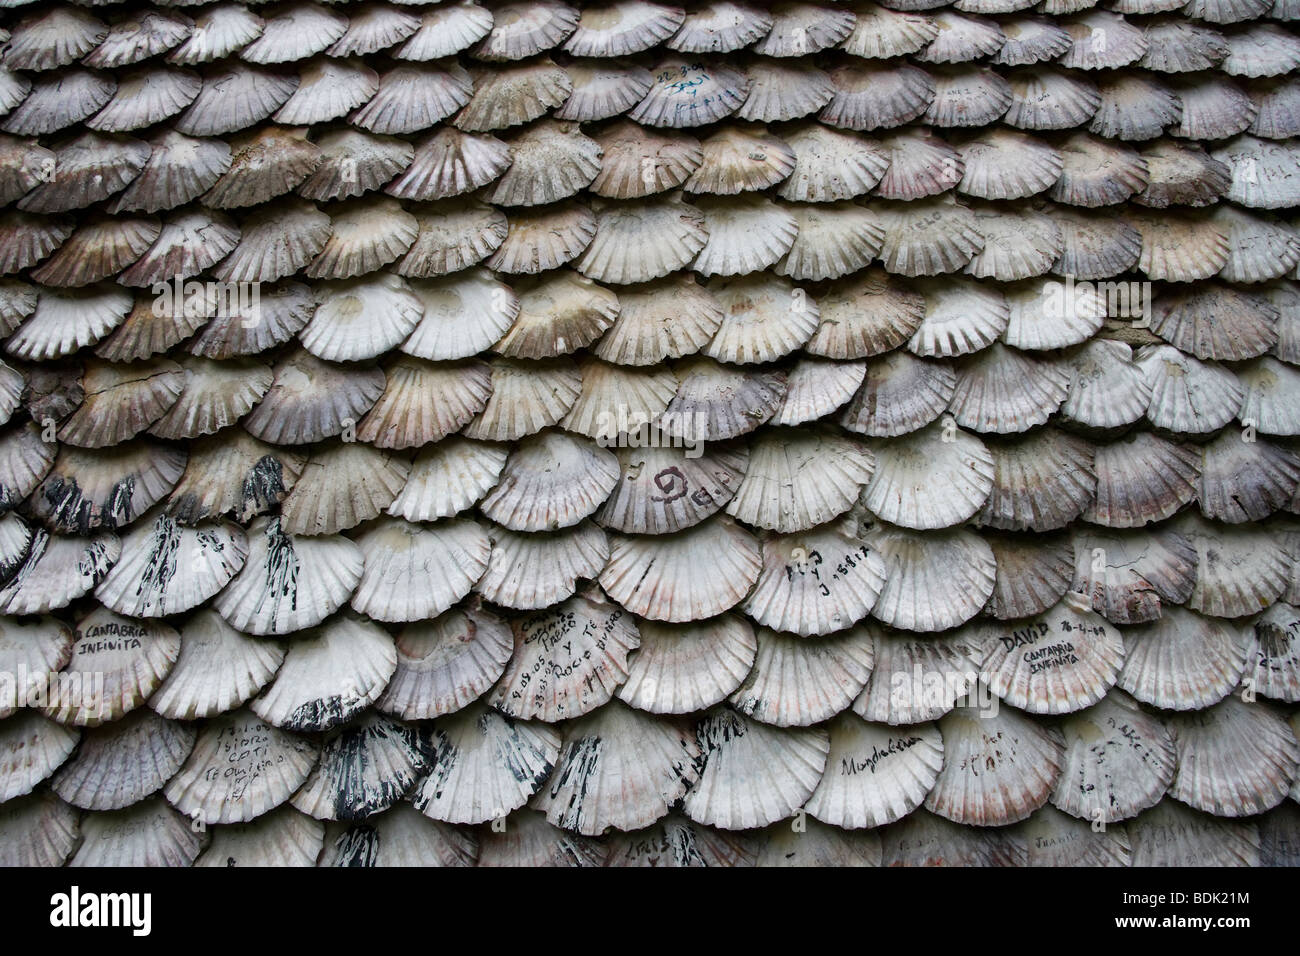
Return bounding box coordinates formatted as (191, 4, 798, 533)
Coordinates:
(0, 0, 1298, 867)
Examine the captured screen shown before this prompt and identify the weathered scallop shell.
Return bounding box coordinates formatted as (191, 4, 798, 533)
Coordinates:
(42, 607, 177, 727)
(195, 806, 324, 867)
(455, 59, 571, 132)
(149, 610, 283, 721)
(1071, 527, 1197, 624)
(51, 709, 194, 811)
(630, 59, 749, 128)
(1167, 697, 1299, 816)
(1117, 606, 1249, 709)
(727, 428, 872, 533)
(684, 708, 828, 830)
(1198, 430, 1300, 523)
(979, 429, 1094, 532)
(854, 628, 980, 725)
(478, 809, 607, 867)
(28, 439, 186, 533)
(1174, 511, 1290, 617)
(881, 808, 1027, 866)
(164, 707, 317, 825)
(743, 526, 886, 636)
(95, 508, 246, 617)
(861, 420, 993, 530)
(616, 614, 757, 714)
(0, 710, 78, 802)
(476, 520, 607, 610)
(243, 349, 385, 446)
(70, 799, 200, 867)
(977, 593, 1124, 715)
(355, 356, 490, 448)
(839, 352, 955, 439)
(320, 803, 478, 867)
(413, 704, 559, 824)
(0, 615, 73, 720)
(0, 791, 79, 867)
(909, 278, 1008, 357)
(376, 603, 513, 721)
(660, 356, 786, 442)
(401, 268, 518, 360)
(926, 702, 1063, 826)
(57, 358, 184, 449)
(299, 277, 421, 366)
(729, 625, 875, 727)
(250, 614, 396, 732)
(1249, 602, 1300, 702)
(1084, 432, 1199, 527)
(1051, 689, 1175, 824)
(1129, 800, 1260, 866)
(806, 714, 943, 829)
(387, 437, 505, 523)
(352, 63, 472, 135)
(291, 711, 430, 821)
(461, 357, 583, 442)
(167, 429, 304, 525)
(490, 590, 638, 720)
(864, 524, 996, 632)
(533, 701, 698, 835)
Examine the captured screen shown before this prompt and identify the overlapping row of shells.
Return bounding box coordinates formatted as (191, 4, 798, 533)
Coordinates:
(0, 0, 1298, 867)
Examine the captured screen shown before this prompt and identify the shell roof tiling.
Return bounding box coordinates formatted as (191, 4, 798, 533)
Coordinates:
(0, 0, 1297, 868)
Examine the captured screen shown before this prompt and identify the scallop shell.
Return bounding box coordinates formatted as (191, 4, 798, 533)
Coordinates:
(756, 817, 883, 867)
(478, 809, 607, 867)
(1084, 432, 1198, 528)
(777, 204, 884, 282)
(661, 356, 786, 442)
(352, 63, 472, 135)
(1051, 689, 1175, 824)
(1167, 697, 1299, 816)
(388, 437, 506, 523)
(57, 358, 184, 449)
(839, 351, 955, 439)
(242, 349, 385, 446)
(489, 590, 639, 720)
(51, 708, 194, 811)
(164, 707, 317, 825)
(95, 508, 247, 617)
(299, 278, 421, 369)
(149, 609, 283, 721)
(881, 808, 1026, 866)
(461, 357, 583, 442)
(728, 625, 875, 727)
(854, 628, 980, 725)
(588, 120, 702, 199)
(250, 614, 397, 732)
(606, 813, 758, 867)
(402, 268, 519, 361)
(0, 710, 78, 802)
(167, 429, 304, 525)
(683, 708, 829, 830)
(821, 62, 935, 131)
(351, 518, 489, 623)
(493, 270, 614, 355)
(925, 702, 1064, 826)
(291, 711, 430, 821)
(864, 524, 997, 632)
(376, 603, 513, 721)
(42, 608, 178, 728)
(861, 420, 993, 530)
(979, 429, 1094, 532)
(533, 701, 699, 835)
(28, 439, 186, 534)
(320, 803, 478, 867)
(743, 526, 887, 636)
(806, 714, 945, 829)
(0, 615, 73, 720)
(299, 130, 414, 203)
(1175, 511, 1290, 617)
(576, 196, 708, 285)
(630, 59, 749, 128)
(1117, 606, 1249, 709)
(1249, 602, 1300, 701)
(1072, 527, 1197, 625)
(1198, 429, 1300, 523)
(977, 594, 1124, 715)
(413, 704, 559, 824)
(195, 806, 324, 867)
(909, 278, 1008, 357)
(616, 614, 757, 714)
(1017, 805, 1132, 866)
(489, 121, 602, 208)
(356, 356, 491, 448)
(70, 799, 200, 867)
(1127, 800, 1260, 867)
(552, 62, 653, 123)
(0, 791, 80, 867)
(480, 430, 617, 532)
(386, 128, 511, 202)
